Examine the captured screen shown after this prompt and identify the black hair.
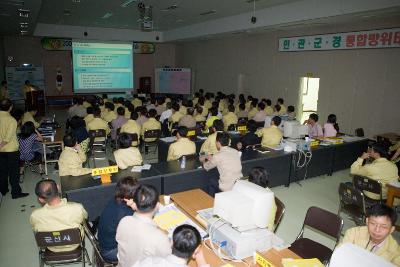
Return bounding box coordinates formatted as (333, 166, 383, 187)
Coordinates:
(93, 106, 101, 117)
(177, 126, 188, 137)
(35, 179, 59, 201)
(266, 99, 272, 106)
(327, 114, 339, 132)
(0, 99, 12, 111)
(118, 133, 133, 149)
(239, 103, 245, 110)
(210, 107, 218, 116)
(118, 97, 124, 104)
(26, 106, 37, 112)
(309, 113, 319, 122)
(117, 106, 125, 116)
(70, 116, 85, 130)
(63, 133, 77, 147)
(172, 224, 202, 260)
(272, 116, 282, 126)
(187, 107, 194, 116)
(212, 119, 224, 132)
(102, 93, 108, 99)
(251, 98, 258, 107)
(20, 121, 35, 139)
(248, 167, 270, 188)
(115, 176, 139, 201)
(166, 102, 172, 109)
(133, 184, 159, 213)
(367, 204, 397, 226)
(274, 104, 281, 112)
(277, 98, 284, 104)
(130, 112, 139, 120)
(172, 103, 180, 112)
(287, 105, 295, 113)
(87, 106, 94, 114)
(196, 106, 203, 114)
(371, 143, 389, 159)
(228, 105, 235, 112)
(77, 98, 84, 105)
(258, 102, 265, 110)
(247, 119, 257, 133)
(148, 109, 157, 118)
(216, 132, 230, 146)
(105, 102, 115, 111)
(1, 80, 6, 86)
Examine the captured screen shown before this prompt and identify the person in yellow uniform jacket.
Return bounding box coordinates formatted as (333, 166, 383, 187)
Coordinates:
(21, 107, 40, 128)
(247, 99, 259, 119)
(102, 102, 117, 123)
(277, 98, 287, 115)
(113, 133, 143, 170)
(222, 105, 238, 131)
(194, 106, 206, 122)
(87, 107, 110, 141)
(350, 143, 399, 200)
(196, 98, 209, 117)
(0, 81, 8, 100)
(200, 119, 224, 155)
(131, 94, 142, 107)
(141, 109, 161, 142)
(340, 204, 400, 266)
(120, 112, 141, 147)
(264, 99, 274, 116)
(167, 126, 196, 161)
(83, 107, 95, 126)
(256, 116, 283, 149)
(58, 134, 91, 176)
(169, 103, 184, 124)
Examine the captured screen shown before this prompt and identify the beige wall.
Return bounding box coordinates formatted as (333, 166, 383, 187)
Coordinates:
(175, 17, 400, 138)
(3, 36, 175, 95)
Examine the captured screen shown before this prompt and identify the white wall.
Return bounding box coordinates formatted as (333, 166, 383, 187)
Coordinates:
(175, 16, 400, 138)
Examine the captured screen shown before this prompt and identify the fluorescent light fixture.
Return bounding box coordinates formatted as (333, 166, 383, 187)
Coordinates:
(120, 0, 136, 8)
(101, 12, 113, 19)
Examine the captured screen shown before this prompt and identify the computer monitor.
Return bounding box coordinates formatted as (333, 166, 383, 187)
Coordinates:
(283, 120, 308, 138)
(213, 180, 275, 231)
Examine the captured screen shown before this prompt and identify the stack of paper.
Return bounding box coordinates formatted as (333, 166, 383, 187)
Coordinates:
(282, 258, 324, 267)
(131, 164, 151, 172)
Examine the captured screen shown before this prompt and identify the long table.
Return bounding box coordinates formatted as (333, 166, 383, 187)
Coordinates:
(61, 138, 368, 221)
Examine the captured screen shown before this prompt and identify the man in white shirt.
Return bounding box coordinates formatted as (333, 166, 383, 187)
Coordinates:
(160, 102, 173, 123)
(116, 184, 171, 267)
(133, 224, 209, 267)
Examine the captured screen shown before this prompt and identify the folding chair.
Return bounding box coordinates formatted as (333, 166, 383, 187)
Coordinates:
(34, 228, 91, 267)
(88, 129, 107, 167)
(143, 129, 161, 154)
(273, 196, 285, 233)
(338, 183, 366, 225)
(353, 175, 383, 207)
(290, 206, 343, 264)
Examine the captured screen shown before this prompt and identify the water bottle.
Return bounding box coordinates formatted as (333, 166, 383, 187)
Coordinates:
(180, 155, 186, 169)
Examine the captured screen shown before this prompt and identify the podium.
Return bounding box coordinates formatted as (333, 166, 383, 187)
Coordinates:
(26, 90, 45, 116)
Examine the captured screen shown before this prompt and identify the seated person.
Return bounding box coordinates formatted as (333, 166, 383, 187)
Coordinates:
(179, 100, 188, 115)
(111, 107, 128, 141)
(155, 98, 166, 116)
(247, 167, 277, 231)
(256, 116, 283, 149)
(114, 134, 143, 169)
(18, 121, 44, 175)
(21, 107, 40, 128)
(167, 126, 196, 161)
(98, 177, 139, 262)
(120, 112, 141, 147)
(200, 119, 224, 155)
(236, 103, 248, 119)
(264, 99, 274, 116)
(87, 106, 110, 139)
(141, 109, 161, 142)
(287, 105, 296, 120)
(247, 98, 259, 119)
(169, 103, 184, 124)
(304, 113, 323, 138)
(179, 107, 197, 129)
(131, 94, 142, 107)
(236, 119, 261, 150)
(69, 116, 90, 153)
(201, 132, 243, 196)
(389, 141, 400, 175)
(196, 98, 209, 117)
(253, 102, 267, 122)
(102, 102, 117, 123)
(69, 98, 87, 118)
(205, 107, 219, 129)
(30, 179, 88, 252)
(136, 107, 149, 126)
(159, 102, 172, 123)
(84, 106, 95, 125)
(222, 105, 238, 131)
(132, 224, 209, 267)
(323, 114, 339, 137)
(350, 143, 398, 200)
(194, 106, 206, 122)
(340, 204, 400, 265)
(277, 98, 287, 115)
(59, 134, 91, 176)
(116, 184, 171, 267)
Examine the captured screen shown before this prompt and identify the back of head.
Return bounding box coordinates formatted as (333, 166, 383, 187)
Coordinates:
(228, 105, 235, 113)
(210, 107, 218, 116)
(248, 167, 270, 188)
(130, 111, 139, 120)
(117, 106, 125, 116)
(287, 105, 295, 113)
(367, 204, 396, 226)
(172, 224, 201, 260)
(272, 116, 282, 126)
(212, 119, 224, 132)
(115, 176, 139, 201)
(63, 133, 77, 147)
(177, 126, 188, 137)
(266, 99, 272, 106)
(251, 98, 258, 107)
(93, 106, 101, 117)
(35, 179, 59, 202)
(118, 97, 124, 104)
(118, 133, 133, 149)
(133, 184, 159, 213)
(274, 104, 281, 112)
(0, 99, 12, 111)
(172, 103, 180, 112)
(328, 113, 339, 132)
(239, 103, 245, 111)
(148, 109, 157, 118)
(20, 121, 35, 139)
(105, 102, 114, 111)
(70, 116, 85, 130)
(87, 106, 94, 115)
(187, 107, 194, 116)
(196, 106, 203, 114)
(216, 132, 230, 146)
(309, 113, 319, 122)
(72, 97, 78, 105)
(277, 98, 284, 105)
(77, 98, 84, 105)
(371, 143, 389, 159)
(258, 102, 265, 110)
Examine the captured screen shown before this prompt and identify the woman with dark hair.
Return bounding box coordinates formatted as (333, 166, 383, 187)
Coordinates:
(69, 116, 90, 153)
(324, 114, 339, 137)
(18, 121, 44, 175)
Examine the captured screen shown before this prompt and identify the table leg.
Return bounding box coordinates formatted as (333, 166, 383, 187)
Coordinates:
(43, 143, 48, 176)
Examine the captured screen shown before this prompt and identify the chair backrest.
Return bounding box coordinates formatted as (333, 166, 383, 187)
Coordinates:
(128, 133, 138, 143)
(255, 121, 265, 129)
(338, 183, 366, 214)
(88, 129, 106, 139)
(178, 153, 197, 161)
(144, 129, 161, 140)
(35, 228, 81, 248)
(353, 175, 382, 200)
(83, 223, 116, 267)
(238, 117, 248, 124)
(274, 196, 285, 232)
(303, 206, 343, 241)
(355, 128, 364, 137)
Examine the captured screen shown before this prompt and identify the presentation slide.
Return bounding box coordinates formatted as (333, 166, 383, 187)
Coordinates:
(72, 41, 133, 93)
(155, 68, 191, 95)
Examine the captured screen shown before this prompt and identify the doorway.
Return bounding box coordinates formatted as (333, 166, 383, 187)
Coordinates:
(297, 76, 320, 123)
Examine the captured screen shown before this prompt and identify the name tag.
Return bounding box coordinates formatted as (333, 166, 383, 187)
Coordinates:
(255, 252, 276, 267)
(91, 165, 118, 176)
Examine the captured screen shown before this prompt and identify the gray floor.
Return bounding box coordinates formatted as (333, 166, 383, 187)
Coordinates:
(0, 109, 390, 266)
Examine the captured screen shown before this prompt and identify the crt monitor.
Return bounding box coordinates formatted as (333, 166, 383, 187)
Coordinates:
(283, 120, 308, 139)
(213, 180, 275, 231)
